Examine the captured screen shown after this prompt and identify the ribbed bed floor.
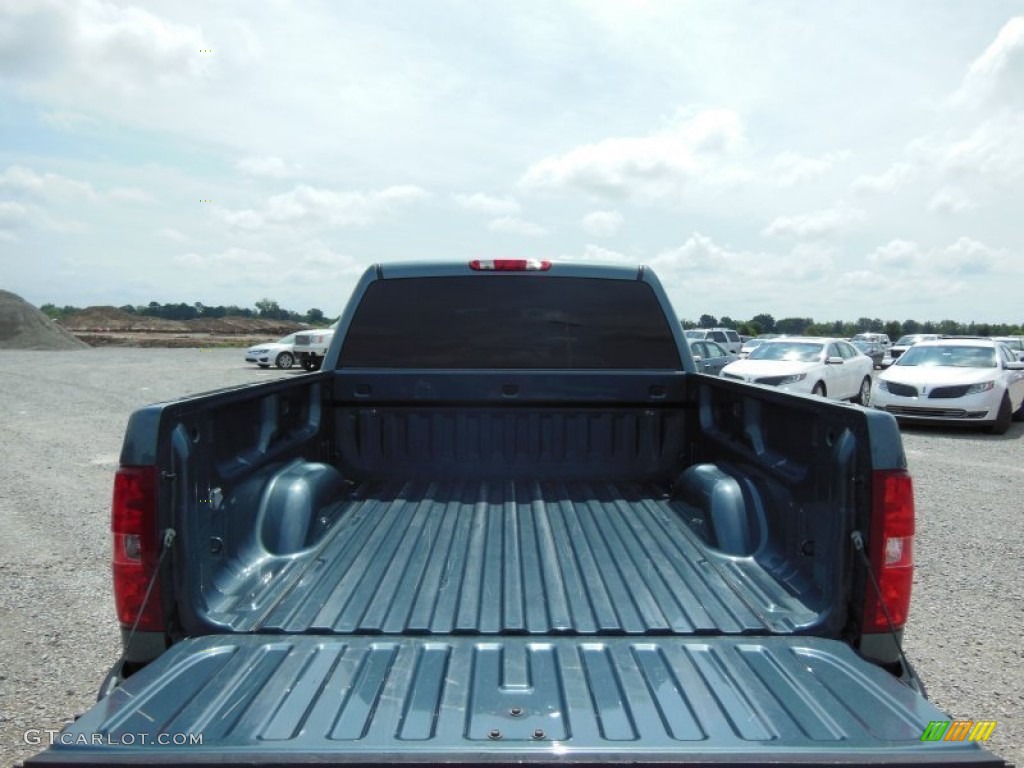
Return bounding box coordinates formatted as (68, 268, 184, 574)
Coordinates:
(252, 478, 816, 635)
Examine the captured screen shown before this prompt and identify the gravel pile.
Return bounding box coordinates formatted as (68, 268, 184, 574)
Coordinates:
(0, 291, 89, 350)
(0, 351, 1019, 767)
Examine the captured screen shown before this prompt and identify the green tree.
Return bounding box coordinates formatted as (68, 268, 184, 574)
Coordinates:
(776, 317, 813, 335)
(751, 313, 775, 333)
(255, 298, 285, 320)
(902, 319, 920, 334)
(306, 308, 325, 324)
(938, 319, 961, 335)
(698, 313, 718, 328)
(884, 320, 902, 340)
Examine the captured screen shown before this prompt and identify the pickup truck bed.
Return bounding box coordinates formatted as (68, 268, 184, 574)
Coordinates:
(221, 476, 814, 635)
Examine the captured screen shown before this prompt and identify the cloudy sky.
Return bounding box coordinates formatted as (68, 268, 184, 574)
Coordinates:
(2, 1, 1023, 323)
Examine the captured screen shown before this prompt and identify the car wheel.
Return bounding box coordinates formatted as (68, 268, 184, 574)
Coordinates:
(301, 358, 316, 371)
(988, 394, 1013, 435)
(1013, 398, 1024, 423)
(812, 382, 826, 397)
(275, 351, 294, 370)
(854, 376, 871, 406)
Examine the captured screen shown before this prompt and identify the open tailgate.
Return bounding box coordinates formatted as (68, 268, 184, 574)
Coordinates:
(26, 635, 1006, 767)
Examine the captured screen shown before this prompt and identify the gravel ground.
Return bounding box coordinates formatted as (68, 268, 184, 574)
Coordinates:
(0, 349, 1020, 767)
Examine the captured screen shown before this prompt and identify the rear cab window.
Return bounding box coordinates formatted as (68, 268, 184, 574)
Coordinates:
(339, 276, 682, 369)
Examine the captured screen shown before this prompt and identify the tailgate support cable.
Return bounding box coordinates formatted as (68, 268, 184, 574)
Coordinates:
(850, 530, 917, 689)
(102, 528, 176, 698)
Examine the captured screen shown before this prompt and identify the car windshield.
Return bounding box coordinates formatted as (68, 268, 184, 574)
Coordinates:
(896, 345, 997, 368)
(748, 341, 823, 362)
(684, 330, 704, 339)
(851, 341, 873, 350)
(276, 334, 297, 344)
(997, 338, 1023, 350)
(742, 338, 765, 349)
(894, 335, 926, 345)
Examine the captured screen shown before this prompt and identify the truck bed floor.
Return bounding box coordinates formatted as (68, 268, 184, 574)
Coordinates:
(248, 478, 816, 635)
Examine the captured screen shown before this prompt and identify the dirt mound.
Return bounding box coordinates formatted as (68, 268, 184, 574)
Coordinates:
(184, 316, 306, 335)
(60, 307, 187, 332)
(0, 290, 90, 350)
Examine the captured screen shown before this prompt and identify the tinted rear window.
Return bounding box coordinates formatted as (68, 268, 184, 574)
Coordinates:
(339, 276, 681, 369)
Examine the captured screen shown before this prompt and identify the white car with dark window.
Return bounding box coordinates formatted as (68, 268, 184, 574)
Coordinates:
(245, 333, 297, 369)
(885, 333, 941, 366)
(871, 338, 1024, 434)
(720, 336, 874, 403)
(683, 327, 742, 355)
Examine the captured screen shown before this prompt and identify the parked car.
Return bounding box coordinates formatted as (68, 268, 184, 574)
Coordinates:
(992, 335, 1024, 362)
(872, 338, 1024, 434)
(721, 336, 874, 403)
(851, 339, 885, 368)
(688, 339, 736, 375)
(851, 332, 892, 350)
(683, 326, 742, 354)
(886, 334, 942, 366)
(739, 333, 781, 358)
(244, 332, 297, 369)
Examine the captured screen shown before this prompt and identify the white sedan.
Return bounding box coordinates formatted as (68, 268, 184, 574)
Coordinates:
(871, 338, 1024, 434)
(720, 337, 874, 403)
(245, 333, 298, 369)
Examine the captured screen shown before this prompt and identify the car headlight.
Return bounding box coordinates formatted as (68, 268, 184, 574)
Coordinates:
(875, 380, 889, 392)
(965, 381, 996, 394)
(777, 373, 807, 385)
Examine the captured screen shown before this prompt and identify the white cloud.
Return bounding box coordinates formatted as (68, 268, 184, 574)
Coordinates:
(157, 227, 190, 242)
(0, 1, 213, 95)
(866, 237, 1005, 277)
(954, 17, 1024, 107)
(836, 270, 882, 289)
(920, 115, 1024, 181)
(486, 216, 548, 237)
(771, 151, 847, 187)
(763, 202, 865, 239)
(454, 193, 521, 216)
(0, 198, 87, 235)
(937, 236, 1002, 275)
(0, 200, 31, 227)
(520, 107, 747, 201)
(173, 247, 277, 269)
(40, 110, 100, 131)
(218, 184, 430, 232)
(0, 165, 97, 202)
(236, 155, 299, 179)
(868, 239, 920, 268)
(558, 244, 634, 264)
(928, 188, 977, 215)
(651, 232, 741, 272)
(581, 210, 623, 237)
(851, 163, 914, 195)
(108, 187, 153, 203)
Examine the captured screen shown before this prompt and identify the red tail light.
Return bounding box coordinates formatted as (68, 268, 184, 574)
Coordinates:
(469, 259, 551, 271)
(112, 466, 164, 632)
(863, 469, 915, 632)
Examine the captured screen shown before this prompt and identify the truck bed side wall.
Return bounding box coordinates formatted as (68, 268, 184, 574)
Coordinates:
(140, 371, 880, 645)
